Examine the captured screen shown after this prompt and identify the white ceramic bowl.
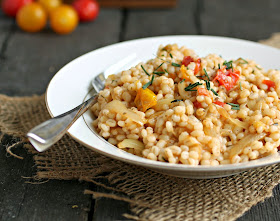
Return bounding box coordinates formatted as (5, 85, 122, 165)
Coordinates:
(46, 35, 280, 179)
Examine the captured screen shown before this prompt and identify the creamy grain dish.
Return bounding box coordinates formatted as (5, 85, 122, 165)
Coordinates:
(91, 44, 280, 166)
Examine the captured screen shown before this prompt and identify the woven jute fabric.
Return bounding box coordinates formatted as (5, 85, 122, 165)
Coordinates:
(2, 35, 280, 221)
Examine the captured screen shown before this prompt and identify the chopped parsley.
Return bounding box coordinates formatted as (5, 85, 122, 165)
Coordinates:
(239, 82, 242, 90)
(180, 79, 185, 83)
(203, 68, 210, 81)
(171, 99, 183, 103)
(227, 103, 240, 110)
(171, 62, 181, 67)
(169, 53, 173, 58)
(142, 75, 155, 89)
(218, 64, 221, 69)
(164, 69, 169, 74)
(184, 82, 203, 91)
(223, 60, 233, 70)
(141, 65, 150, 76)
(211, 88, 219, 96)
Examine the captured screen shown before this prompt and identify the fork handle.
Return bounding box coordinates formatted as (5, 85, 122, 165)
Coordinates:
(27, 95, 98, 152)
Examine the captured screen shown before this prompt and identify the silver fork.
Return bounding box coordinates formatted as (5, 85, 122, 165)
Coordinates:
(27, 54, 139, 152)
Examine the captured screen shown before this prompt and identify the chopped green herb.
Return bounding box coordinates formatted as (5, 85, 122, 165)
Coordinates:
(164, 69, 169, 74)
(252, 69, 255, 74)
(223, 60, 233, 70)
(141, 65, 150, 76)
(203, 68, 210, 81)
(150, 74, 155, 84)
(180, 79, 185, 83)
(196, 75, 205, 78)
(256, 65, 262, 70)
(211, 88, 219, 96)
(169, 53, 173, 58)
(239, 82, 242, 90)
(155, 62, 164, 71)
(171, 99, 183, 103)
(172, 62, 181, 67)
(240, 58, 248, 64)
(153, 71, 165, 75)
(184, 82, 203, 91)
(142, 81, 151, 90)
(227, 103, 240, 110)
(205, 80, 210, 90)
(218, 64, 221, 69)
(142, 75, 155, 89)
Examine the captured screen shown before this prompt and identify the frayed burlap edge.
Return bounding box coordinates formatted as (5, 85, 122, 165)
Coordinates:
(2, 34, 280, 221)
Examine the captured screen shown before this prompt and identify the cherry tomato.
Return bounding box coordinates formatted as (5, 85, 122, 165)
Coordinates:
(16, 2, 47, 32)
(182, 56, 194, 67)
(135, 88, 157, 112)
(197, 88, 212, 97)
(194, 58, 201, 75)
(214, 67, 240, 91)
(213, 100, 226, 107)
(2, 0, 33, 17)
(38, 0, 61, 13)
(50, 5, 78, 34)
(262, 79, 276, 90)
(72, 0, 99, 22)
(193, 101, 202, 109)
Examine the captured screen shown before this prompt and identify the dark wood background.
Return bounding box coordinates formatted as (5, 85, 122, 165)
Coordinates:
(1, 0, 280, 220)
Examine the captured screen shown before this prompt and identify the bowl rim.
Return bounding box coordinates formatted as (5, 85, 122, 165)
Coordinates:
(45, 35, 280, 172)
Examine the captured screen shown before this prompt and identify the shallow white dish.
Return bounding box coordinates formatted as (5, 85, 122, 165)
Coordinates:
(46, 35, 280, 179)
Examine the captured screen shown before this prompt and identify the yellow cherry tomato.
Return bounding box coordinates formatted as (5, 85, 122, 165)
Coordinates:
(50, 5, 78, 34)
(38, 0, 61, 14)
(135, 88, 157, 112)
(16, 2, 47, 32)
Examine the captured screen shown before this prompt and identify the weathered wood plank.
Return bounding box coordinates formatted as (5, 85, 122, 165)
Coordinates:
(0, 9, 121, 96)
(0, 136, 90, 221)
(123, 0, 198, 40)
(200, 0, 280, 41)
(238, 183, 280, 221)
(0, 8, 122, 221)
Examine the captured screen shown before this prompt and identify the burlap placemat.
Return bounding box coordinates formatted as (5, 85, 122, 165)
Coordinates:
(2, 35, 280, 221)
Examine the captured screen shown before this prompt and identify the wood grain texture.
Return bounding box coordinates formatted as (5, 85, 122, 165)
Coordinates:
(199, 0, 280, 41)
(123, 0, 198, 41)
(0, 9, 121, 96)
(0, 135, 90, 221)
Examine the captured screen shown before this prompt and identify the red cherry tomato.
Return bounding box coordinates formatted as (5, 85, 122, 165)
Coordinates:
(262, 79, 276, 90)
(72, 0, 99, 22)
(182, 56, 194, 67)
(193, 101, 202, 109)
(214, 67, 240, 91)
(213, 100, 226, 107)
(2, 0, 33, 17)
(194, 58, 201, 75)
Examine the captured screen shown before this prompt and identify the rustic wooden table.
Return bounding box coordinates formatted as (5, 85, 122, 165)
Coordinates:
(1, 0, 280, 220)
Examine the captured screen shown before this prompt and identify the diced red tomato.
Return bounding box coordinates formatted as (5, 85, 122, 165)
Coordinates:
(214, 100, 226, 107)
(262, 79, 275, 90)
(197, 88, 211, 97)
(193, 100, 202, 108)
(194, 58, 201, 75)
(213, 68, 240, 91)
(182, 56, 194, 67)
